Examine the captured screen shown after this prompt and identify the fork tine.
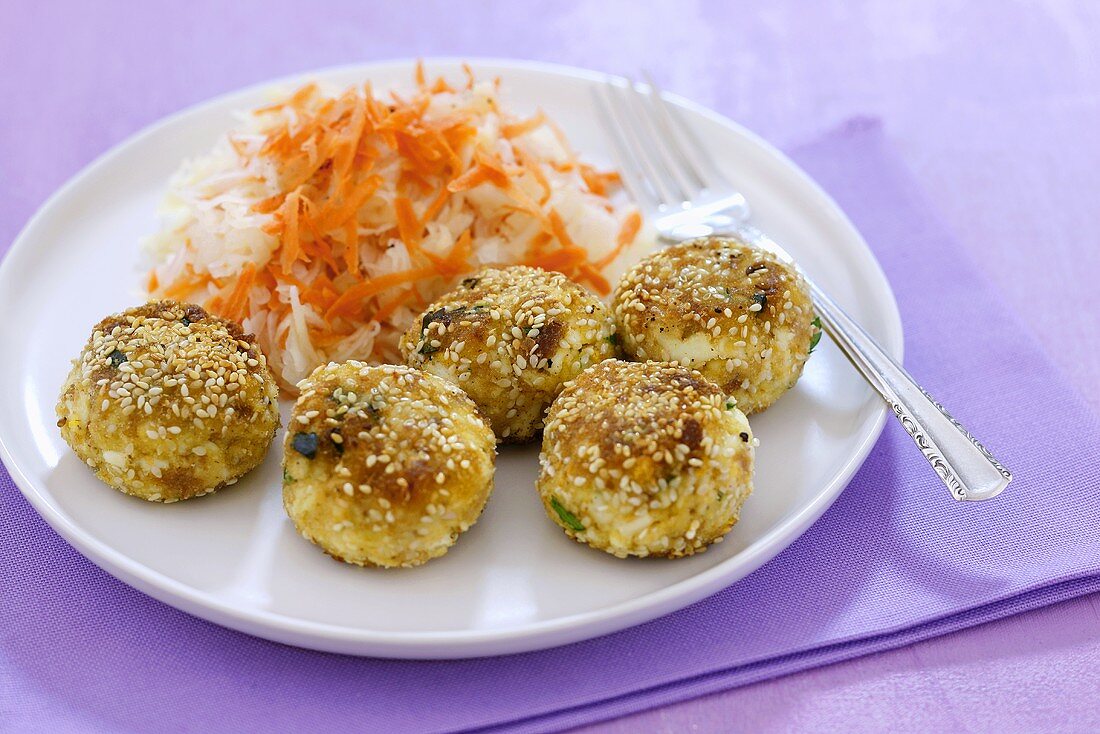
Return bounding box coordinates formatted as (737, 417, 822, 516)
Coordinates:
(641, 70, 731, 190)
(590, 85, 658, 211)
(622, 78, 700, 200)
(603, 79, 682, 208)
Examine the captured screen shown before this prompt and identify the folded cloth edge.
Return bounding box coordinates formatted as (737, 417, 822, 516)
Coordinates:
(477, 116, 1100, 732)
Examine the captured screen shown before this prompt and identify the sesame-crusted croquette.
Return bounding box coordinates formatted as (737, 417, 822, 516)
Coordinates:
(282, 362, 496, 568)
(613, 236, 819, 414)
(56, 300, 281, 502)
(400, 266, 617, 442)
(538, 359, 754, 558)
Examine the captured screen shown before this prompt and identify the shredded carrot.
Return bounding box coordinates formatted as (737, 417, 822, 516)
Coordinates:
(447, 149, 510, 192)
(594, 209, 642, 269)
(534, 245, 587, 272)
(515, 147, 552, 204)
(502, 110, 546, 139)
(252, 193, 284, 214)
(279, 190, 301, 273)
(221, 263, 257, 321)
(331, 102, 368, 185)
(548, 209, 578, 250)
(343, 219, 359, 272)
(254, 82, 318, 114)
(447, 166, 494, 192)
(579, 164, 621, 197)
(422, 187, 452, 222)
(148, 64, 635, 389)
(160, 266, 210, 301)
(309, 323, 357, 348)
(430, 76, 455, 95)
(316, 174, 382, 232)
(577, 261, 611, 295)
(394, 196, 423, 256)
(326, 266, 436, 320)
(428, 229, 473, 277)
(228, 135, 251, 161)
(475, 148, 509, 182)
(523, 231, 554, 263)
(372, 287, 417, 323)
(502, 182, 550, 225)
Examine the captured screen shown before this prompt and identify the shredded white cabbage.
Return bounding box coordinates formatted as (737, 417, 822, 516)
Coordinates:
(145, 73, 640, 389)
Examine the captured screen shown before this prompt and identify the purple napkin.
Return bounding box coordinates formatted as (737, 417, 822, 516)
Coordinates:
(3, 118, 1098, 733)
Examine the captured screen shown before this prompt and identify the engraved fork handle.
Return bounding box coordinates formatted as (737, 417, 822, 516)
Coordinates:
(714, 224, 1012, 501)
(812, 281, 1011, 501)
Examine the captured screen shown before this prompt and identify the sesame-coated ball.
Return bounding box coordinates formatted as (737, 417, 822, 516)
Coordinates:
(400, 266, 617, 442)
(612, 236, 818, 414)
(282, 362, 496, 568)
(56, 300, 281, 502)
(538, 359, 754, 558)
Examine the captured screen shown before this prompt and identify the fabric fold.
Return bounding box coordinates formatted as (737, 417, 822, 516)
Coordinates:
(3, 118, 1098, 734)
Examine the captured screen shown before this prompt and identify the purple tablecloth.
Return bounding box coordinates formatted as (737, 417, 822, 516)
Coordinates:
(3, 2, 1099, 732)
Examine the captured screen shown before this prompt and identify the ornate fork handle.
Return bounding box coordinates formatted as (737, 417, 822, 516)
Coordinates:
(724, 224, 1012, 501)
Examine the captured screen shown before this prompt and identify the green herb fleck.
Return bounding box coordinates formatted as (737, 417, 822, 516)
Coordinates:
(607, 332, 620, 347)
(809, 316, 823, 354)
(717, 491, 725, 501)
(108, 349, 127, 368)
(550, 497, 584, 533)
(291, 432, 319, 459)
(751, 292, 768, 310)
(282, 468, 295, 483)
(725, 401, 736, 410)
(422, 306, 465, 332)
(419, 342, 440, 356)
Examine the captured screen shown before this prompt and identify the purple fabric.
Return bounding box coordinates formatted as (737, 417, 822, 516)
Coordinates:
(4, 90, 1100, 734)
(4, 3, 1100, 732)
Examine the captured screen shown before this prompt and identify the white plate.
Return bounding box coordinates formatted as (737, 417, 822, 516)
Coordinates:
(0, 59, 902, 659)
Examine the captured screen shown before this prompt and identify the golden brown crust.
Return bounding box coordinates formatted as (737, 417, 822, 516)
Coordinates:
(612, 236, 817, 414)
(282, 362, 496, 568)
(537, 359, 754, 559)
(55, 300, 281, 502)
(400, 266, 616, 442)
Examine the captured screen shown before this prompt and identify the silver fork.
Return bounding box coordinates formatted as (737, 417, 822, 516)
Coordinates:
(593, 74, 1011, 501)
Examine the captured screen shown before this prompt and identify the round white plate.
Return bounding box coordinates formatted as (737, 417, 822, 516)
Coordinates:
(0, 59, 902, 659)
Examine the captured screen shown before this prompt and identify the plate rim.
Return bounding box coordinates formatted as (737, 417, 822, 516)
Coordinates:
(0, 56, 904, 658)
